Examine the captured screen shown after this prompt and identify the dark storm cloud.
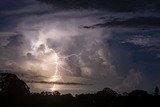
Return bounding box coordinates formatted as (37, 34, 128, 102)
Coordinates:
(0, 0, 31, 11)
(0, 0, 52, 32)
(0, 0, 50, 14)
(38, 0, 160, 12)
(82, 17, 160, 29)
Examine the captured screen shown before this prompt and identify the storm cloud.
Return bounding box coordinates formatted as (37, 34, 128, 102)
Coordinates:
(82, 17, 160, 29)
(38, 0, 160, 12)
(0, 0, 160, 93)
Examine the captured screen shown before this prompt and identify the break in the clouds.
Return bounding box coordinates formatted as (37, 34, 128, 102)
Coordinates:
(0, 0, 160, 93)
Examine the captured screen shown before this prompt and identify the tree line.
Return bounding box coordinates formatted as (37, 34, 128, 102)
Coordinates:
(0, 73, 160, 107)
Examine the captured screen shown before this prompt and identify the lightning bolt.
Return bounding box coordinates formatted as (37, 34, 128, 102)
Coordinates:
(52, 53, 81, 82)
(50, 51, 81, 91)
(52, 52, 64, 82)
(29, 40, 81, 91)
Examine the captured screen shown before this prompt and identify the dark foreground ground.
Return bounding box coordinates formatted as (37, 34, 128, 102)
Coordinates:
(0, 73, 160, 107)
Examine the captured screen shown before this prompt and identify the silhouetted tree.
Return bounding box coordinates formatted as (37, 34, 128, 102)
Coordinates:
(0, 73, 30, 96)
(154, 86, 159, 96)
(122, 92, 129, 96)
(129, 90, 149, 97)
(40, 91, 61, 96)
(96, 87, 118, 97)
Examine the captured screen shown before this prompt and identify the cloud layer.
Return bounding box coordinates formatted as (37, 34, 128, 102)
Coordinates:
(38, 0, 160, 12)
(0, 0, 160, 93)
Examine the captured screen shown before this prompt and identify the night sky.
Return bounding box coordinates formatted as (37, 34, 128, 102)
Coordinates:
(0, 0, 160, 94)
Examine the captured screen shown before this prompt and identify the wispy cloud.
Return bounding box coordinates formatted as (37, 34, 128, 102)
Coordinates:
(25, 80, 92, 85)
(82, 17, 160, 29)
